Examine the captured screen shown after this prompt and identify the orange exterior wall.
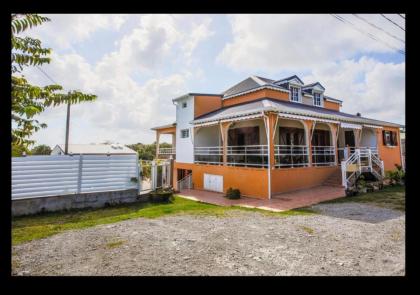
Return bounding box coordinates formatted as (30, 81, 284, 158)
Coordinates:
(324, 101, 341, 111)
(271, 166, 339, 194)
(174, 162, 269, 199)
(194, 95, 222, 118)
(222, 89, 289, 108)
(376, 127, 402, 171)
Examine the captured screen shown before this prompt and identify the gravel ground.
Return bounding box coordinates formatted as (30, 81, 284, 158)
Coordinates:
(12, 202, 405, 276)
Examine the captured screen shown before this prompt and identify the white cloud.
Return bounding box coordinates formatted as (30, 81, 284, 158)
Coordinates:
(25, 51, 189, 146)
(99, 14, 214, 75)
(302, 57, 405, 125)
(218, 14, 405, 72)
(21, 14, 128, 49)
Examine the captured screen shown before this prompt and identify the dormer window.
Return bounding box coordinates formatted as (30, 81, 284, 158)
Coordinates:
(314, 92, 322, 106)
(290, 86, 300, 102)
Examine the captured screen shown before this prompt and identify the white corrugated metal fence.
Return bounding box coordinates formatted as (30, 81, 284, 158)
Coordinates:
(12, 154, 139, 200)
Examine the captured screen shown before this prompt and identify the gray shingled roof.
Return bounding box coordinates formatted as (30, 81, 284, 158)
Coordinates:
(192, 98, 402, 128)
(222, 77, 262, 97)
(221, 75, 342, 102)
(302, 82, 325, 90)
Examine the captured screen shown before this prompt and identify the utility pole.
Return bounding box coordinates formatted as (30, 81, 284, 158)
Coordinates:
(65, 102, 71, 154)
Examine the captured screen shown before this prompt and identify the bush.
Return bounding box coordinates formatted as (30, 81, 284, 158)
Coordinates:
(345, 187, 358, 197)
(356, 175, 367, 193)
(385, 164, 405, 186)
(149, 187, 174, 203)
(225, 187, 241, 199)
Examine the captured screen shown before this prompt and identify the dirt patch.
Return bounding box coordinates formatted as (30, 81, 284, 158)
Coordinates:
(12, 204, 405, 276)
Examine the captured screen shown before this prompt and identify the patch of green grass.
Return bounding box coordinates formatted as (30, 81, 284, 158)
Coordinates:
(300, 225, 315, 234)
(12, 195, 315, 245)
(106, 240, 125, 249)
(320, 185, 405, 211)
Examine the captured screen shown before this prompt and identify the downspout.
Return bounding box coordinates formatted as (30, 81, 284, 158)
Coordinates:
(262, 111, 271, 200)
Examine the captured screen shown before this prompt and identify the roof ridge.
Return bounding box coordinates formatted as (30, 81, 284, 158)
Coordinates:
(250, 75, 268, 86)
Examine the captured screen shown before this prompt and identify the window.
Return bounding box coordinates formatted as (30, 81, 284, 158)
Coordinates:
(382, 130, 398, 146)
(314, 92, 322, 106)
(290, 86, 300, 102)
(182, 102, 187, 108)
(312, 130, 331, 146)
(180, 129, 189, 138)
(228, 126, 259, 145)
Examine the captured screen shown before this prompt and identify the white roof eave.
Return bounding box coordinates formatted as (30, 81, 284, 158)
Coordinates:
(191, 102, 399, 128)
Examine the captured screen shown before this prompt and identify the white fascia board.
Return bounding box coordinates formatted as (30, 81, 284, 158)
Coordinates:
(341, 122, 362, 129)
(194, 121, 220, 127)
(172, 94, 191, 103)
(288, 78, 304, 86)
(363, 124, 383, 129)
(222, 85, 289, 100)
(220, 113, 263, 123)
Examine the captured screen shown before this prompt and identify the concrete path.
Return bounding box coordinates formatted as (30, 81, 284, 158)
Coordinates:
(179, 185, 345, 212)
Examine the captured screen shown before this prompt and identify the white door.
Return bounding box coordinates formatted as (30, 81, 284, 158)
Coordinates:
(204, 174, 223, 192)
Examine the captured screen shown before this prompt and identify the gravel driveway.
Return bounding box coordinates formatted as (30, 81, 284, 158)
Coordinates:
(12, 202, 405, 276)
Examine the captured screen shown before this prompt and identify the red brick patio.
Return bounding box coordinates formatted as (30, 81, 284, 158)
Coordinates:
(178, 185, 345, 212)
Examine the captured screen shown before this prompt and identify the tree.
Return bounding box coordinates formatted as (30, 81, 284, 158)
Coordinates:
(126, 142, 172, 160)
(12, 143, 30, 157)
(31, 144, 52, 155)
(11, 14, 97, 149)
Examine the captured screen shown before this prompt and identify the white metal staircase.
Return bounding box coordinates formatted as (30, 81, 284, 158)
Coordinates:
(177, 173, 192, 190)
(341, 148, 384, 189)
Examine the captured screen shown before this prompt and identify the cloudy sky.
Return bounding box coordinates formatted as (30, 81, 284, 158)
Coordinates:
(20, 14, 405, 147)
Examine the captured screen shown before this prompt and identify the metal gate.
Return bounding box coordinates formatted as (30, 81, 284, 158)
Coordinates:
(139, 159, 172, 194)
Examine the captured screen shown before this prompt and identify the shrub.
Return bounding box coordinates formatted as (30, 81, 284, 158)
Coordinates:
(345, 187, 358, 197)
(356, 175, 367, 193)
(385, 164, 405, 186)
(225, 187, 241, 199)
(149, 187, 174, 203)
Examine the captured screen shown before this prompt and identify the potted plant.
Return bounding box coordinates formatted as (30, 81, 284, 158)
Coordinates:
(225, 187, 241, 199)
(149, 187, 174, 203)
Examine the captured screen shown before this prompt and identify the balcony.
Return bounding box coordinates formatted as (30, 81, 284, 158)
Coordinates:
(157, 147, 176, 159)
(311, 146, 336, 166)
(194, 145, 268, 167)
(227, 145, 268, 168)
(194, 146, 223, 165)
(274, 145, 309, 168)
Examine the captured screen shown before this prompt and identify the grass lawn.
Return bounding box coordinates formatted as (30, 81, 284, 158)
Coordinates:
(319, 185, 405, 211)
(12, 195, 314, 245)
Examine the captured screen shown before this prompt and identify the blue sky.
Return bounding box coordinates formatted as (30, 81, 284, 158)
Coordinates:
(20, 14, 405, 147)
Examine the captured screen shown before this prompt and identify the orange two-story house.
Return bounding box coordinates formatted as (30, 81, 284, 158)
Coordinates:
(152, 75, 403, 199)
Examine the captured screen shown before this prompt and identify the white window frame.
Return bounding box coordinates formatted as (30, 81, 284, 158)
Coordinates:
(289, 85, 301, 103)
(182, 102, 187, 108)
(180, 129, 189, 138)
(313, 92, 322, 107)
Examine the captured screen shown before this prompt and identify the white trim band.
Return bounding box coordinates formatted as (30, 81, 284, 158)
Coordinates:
(363, 124, 383, 129)
(279, 113, 339, 124)
(341, 122, 362, 129)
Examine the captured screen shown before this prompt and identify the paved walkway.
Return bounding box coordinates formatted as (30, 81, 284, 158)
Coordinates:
(178, 186, 345, 212)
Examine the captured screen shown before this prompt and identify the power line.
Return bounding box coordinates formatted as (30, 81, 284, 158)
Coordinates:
(380, 14, 405, 31)
(331, 14, 405, 55)
(352, 14, 405, 44)
(36, 65, 59, 85)
(35, 66, 72, 155)
(398, 14, 405, 20)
